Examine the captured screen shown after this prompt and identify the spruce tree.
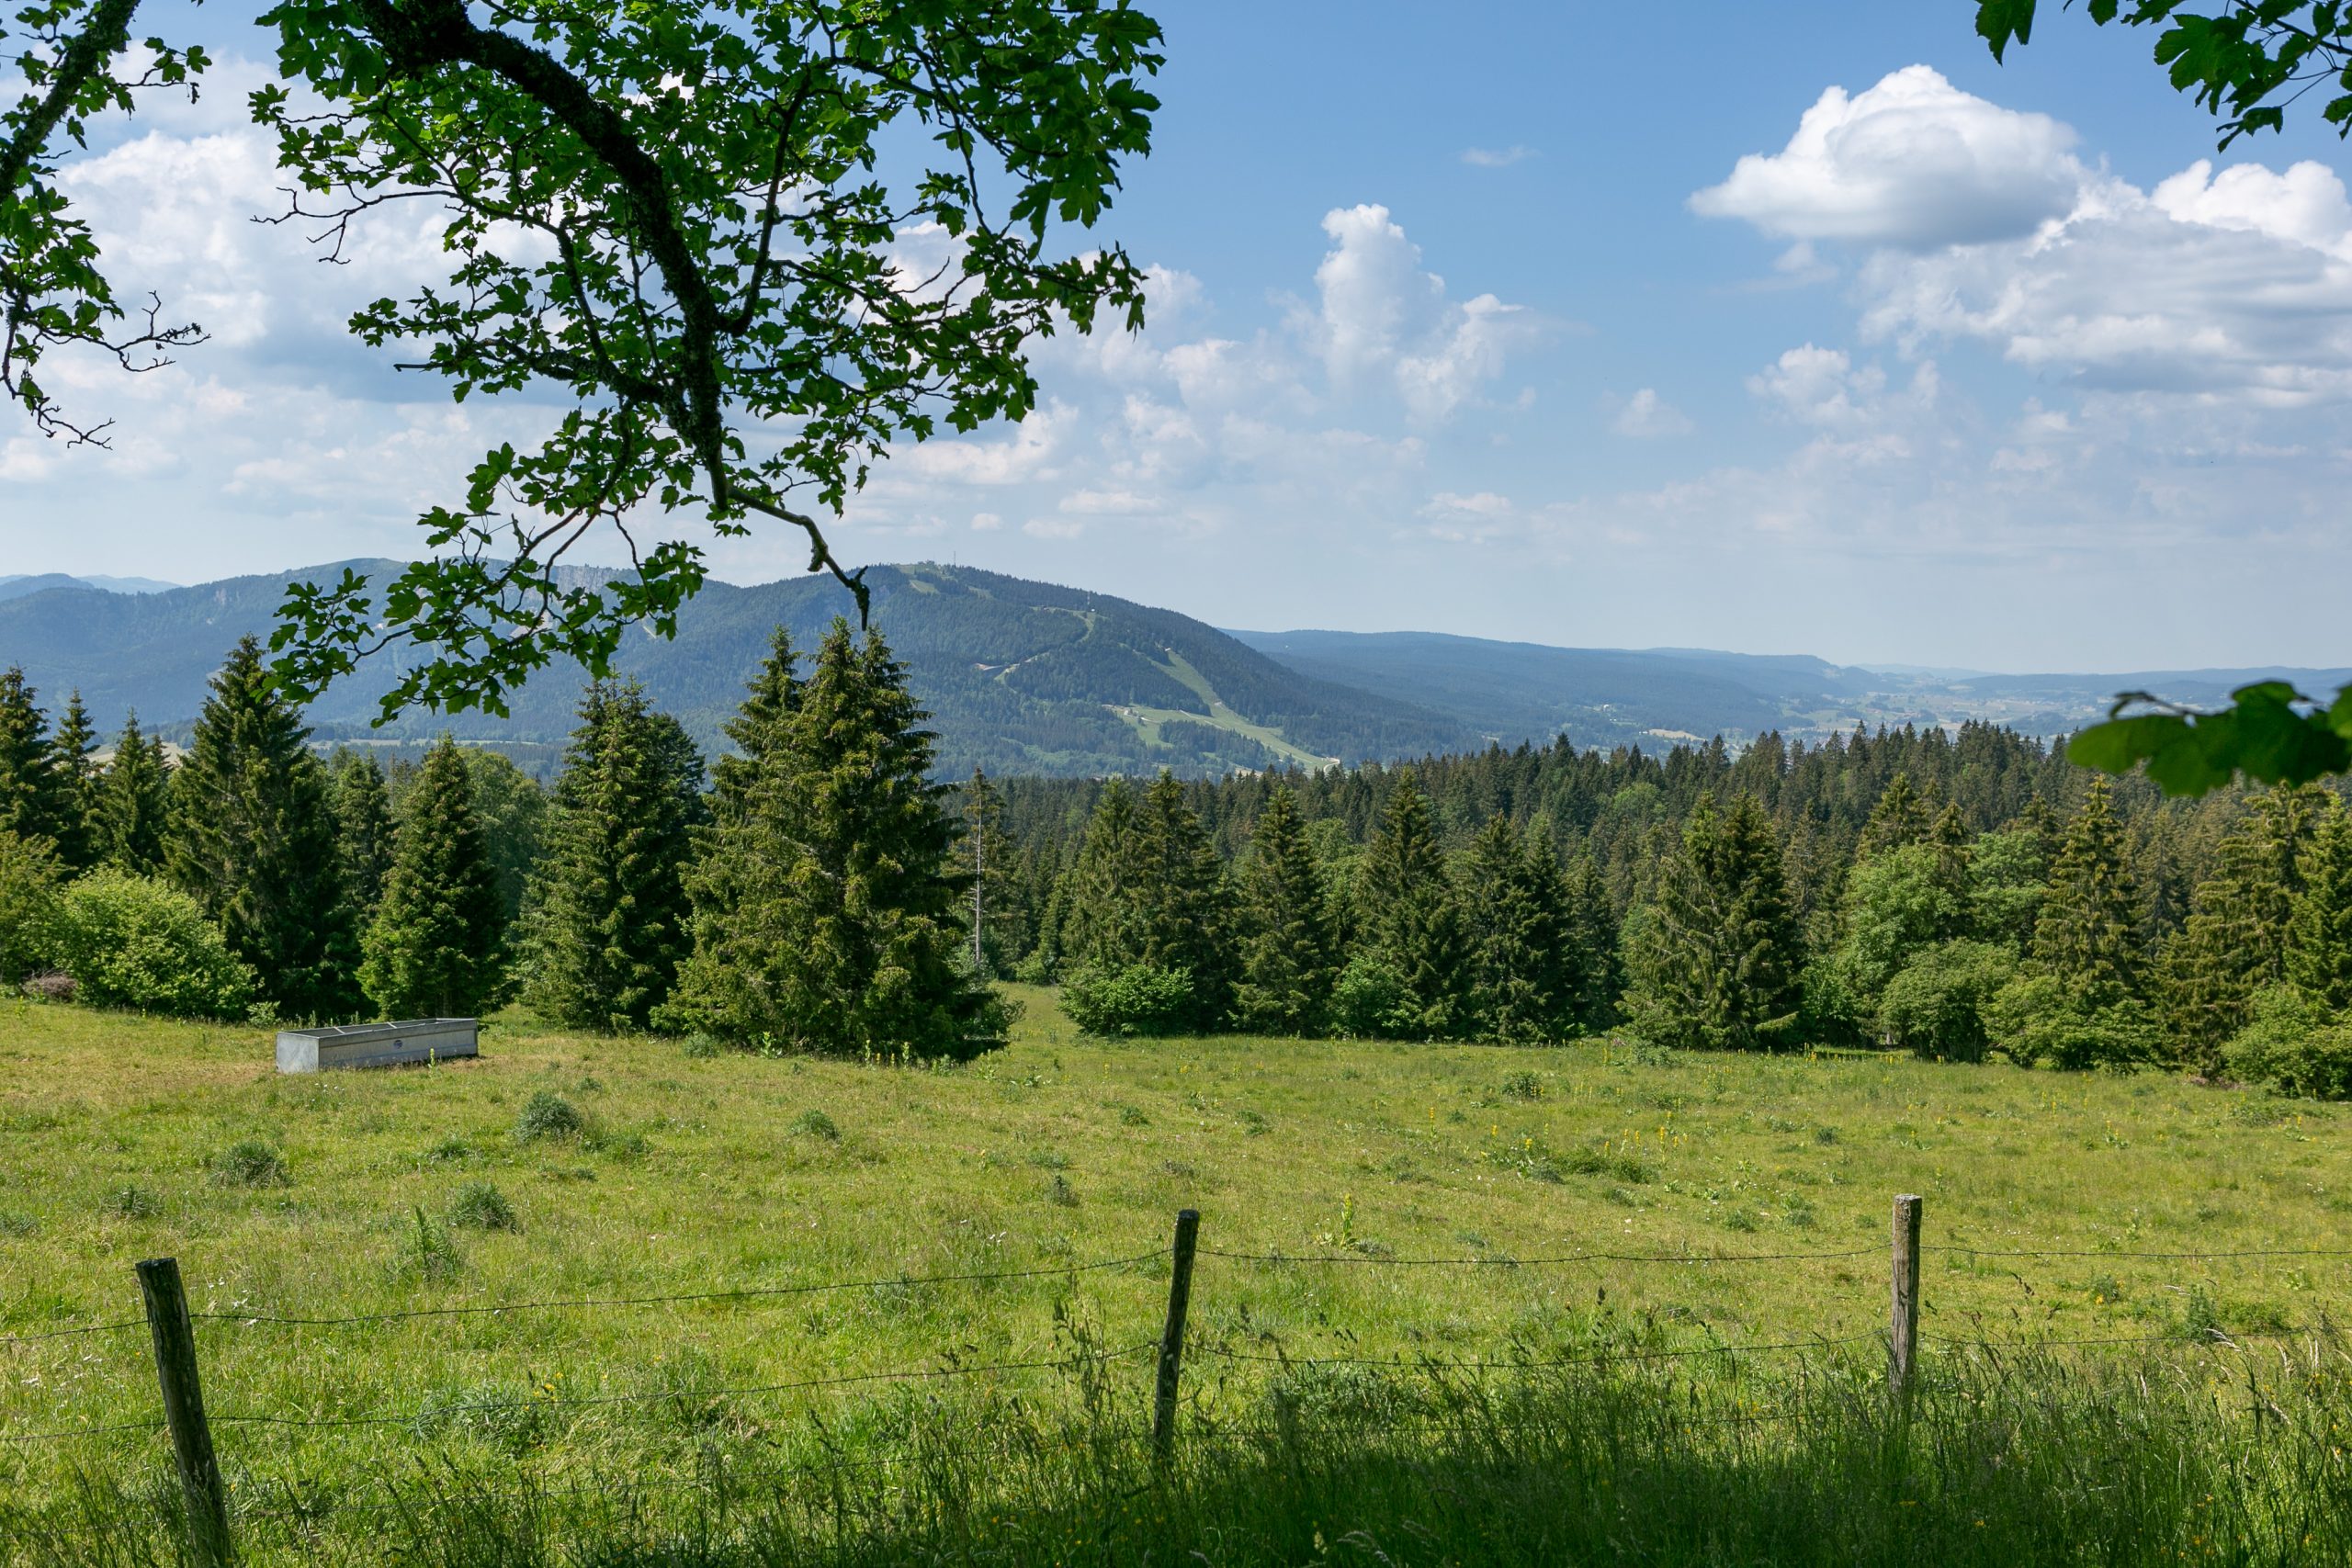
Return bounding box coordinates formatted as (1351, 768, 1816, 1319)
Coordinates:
(1057, 779, 1143, 972)
(1460, 815, 1577, 1043)
(360, 738, 506, 1019)
(47, 691, 98, 871)
(1564, 852, 1623, 1032)
(97, 714, 172, 875)
(523, 682, 709, 1032)
(327, 749, 396, 922)
(170, 638, 359, 1021)
(1860, 772, 1930, 856)
(2159, 785, 2317, 1066)
(1234, 784, 1338, 1035)
(1627, 795, 1804, 1051)
(712, 626, 801, 816)
(962, 768, 1029, 976)
(1133, 772, 1235, 1028)
(664, 620, 1003, 1057)
(2032, 777, 2145, 1008)
(1358, 771, 1468, 1038)
(2287, 799, 2352, 1015)
(0, 668, 67, 849)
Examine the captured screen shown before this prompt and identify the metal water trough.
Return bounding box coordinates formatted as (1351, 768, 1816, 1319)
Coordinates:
(275, 1018, 479, 1074)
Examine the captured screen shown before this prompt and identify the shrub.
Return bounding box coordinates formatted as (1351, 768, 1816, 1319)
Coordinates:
(1060, 964, 1194, 1038)
(209, 1139, 290, 1189)
(680, 1032, 722, 1060)
(19, 972, 74, 1003)
(1983, 973, 2160, 1071)
(0, 832, 61, 984)
(448, 1180, 518, 1232)
(51, 873, 254, 1020)
(2224, 987, 2352, 1100)
(790, 1108, 841, 1142)
(1329, 953, 1419, 1040)
(1878, 940, 2016, 1062)
(102, 1184, 160, 1220)
(513, 1091, 584, 1143)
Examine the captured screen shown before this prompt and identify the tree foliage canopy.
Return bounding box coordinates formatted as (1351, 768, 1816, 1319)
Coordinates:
(5, 0, 1163, 718)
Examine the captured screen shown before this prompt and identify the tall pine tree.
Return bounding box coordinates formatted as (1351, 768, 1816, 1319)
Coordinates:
(47, 691, 98, 872)
(1057, 779, 1143, 973)
(1460, 815, 1579, 1043)
(1234, 785, 1338, 1035)
(0, 668, 69, 850)
(327, 748, 397, 923)
(1627, 795, 1804, 1051)
(1860, 772, 1930, 856)
(523, 682, 709, 1032)
(97, 714, 171, 875)
(961, 768, 1029, 976)
(1357, 771, 1467, 1038)
(1133, 772, 1235, 1028)
(2032, 777, 2145, 1009)
(664, 620, 1004, 1057)
(170, 638, 359, 1021)
(360, 738, 506, 1019)
(2159, 785, 2318, 1066)
(2287, 798, 2352, 1015)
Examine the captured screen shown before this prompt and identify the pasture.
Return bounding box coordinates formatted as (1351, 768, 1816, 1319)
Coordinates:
(4, 989, 2351, 1565)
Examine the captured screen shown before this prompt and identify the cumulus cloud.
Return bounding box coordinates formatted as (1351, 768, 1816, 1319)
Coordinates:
(1311, 203, 1541, 421)
(1609, 388, 1693, 438)
(1699, 66, 2352, 408)
(1690, 65, 2081, 249)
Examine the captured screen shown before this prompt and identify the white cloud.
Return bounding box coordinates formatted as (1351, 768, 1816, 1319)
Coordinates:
(1690, 65, 2081, 249)
(1747, 345, 1887, 427)
(1609, 388, 1693, 438)
(1310, 203, 1542, 420)
(1461, 145, 1535, 168)
(1701, 66, 2352, 409)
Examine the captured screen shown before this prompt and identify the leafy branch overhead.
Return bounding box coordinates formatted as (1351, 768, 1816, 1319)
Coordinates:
(3, 0, 1163, 720)
(1973, 0, 2352, 793)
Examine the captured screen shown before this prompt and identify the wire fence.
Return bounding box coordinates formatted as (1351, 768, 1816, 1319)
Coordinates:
(4, 1194, 2348, 1562)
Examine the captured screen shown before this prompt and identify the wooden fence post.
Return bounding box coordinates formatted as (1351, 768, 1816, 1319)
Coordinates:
(137, 1258, 230, 1566)
(1152, 1208, 1201, 1466)
(1889, 1194, 1922, 1403)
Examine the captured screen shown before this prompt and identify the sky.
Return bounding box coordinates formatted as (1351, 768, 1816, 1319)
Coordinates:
(6, 0, 2352, 671)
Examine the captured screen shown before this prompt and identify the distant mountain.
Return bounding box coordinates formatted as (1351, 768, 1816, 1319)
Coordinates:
(8, 562, 2342, 776)
(1232, 628, 2352, 749)
(0, 573, 176, 602)
(0, 561, 1475, 777)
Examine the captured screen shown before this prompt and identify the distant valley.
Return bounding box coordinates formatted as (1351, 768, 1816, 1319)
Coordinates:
(0, 560, 2342, 777)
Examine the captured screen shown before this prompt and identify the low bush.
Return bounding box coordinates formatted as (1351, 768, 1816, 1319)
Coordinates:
(448, 1180, 518, 1232)
(19, 971, 74, 1003)
(51, 872, 254, 1020)
(2224, 987, 2352, 1101)
(1060, 964, 1194, 1038)
(0, 831, 62, 985)
(1329, 953, 1418, 1040)
(1878, 940, 2015, 1062)
(513, 1091, 584, 1143)
(209, 1139, 290, 1189)
(1983, 973, 2161, 1071)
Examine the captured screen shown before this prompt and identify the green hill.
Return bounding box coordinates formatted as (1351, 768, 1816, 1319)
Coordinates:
(0, 562, 1476, 777)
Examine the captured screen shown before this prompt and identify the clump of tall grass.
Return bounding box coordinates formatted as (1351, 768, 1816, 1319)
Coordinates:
(14, 1335, 2350, 1568)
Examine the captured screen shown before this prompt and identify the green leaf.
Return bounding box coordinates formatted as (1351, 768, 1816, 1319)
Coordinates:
(1975, 0, 2039, 60)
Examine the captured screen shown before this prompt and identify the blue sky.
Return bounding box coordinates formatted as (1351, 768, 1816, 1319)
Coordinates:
(7, 0, 2352, 671)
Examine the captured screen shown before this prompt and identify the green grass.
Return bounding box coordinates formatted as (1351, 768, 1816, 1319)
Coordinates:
(4, 988, 2351, 1565)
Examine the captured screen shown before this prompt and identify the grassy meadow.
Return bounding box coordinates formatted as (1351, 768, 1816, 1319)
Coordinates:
(5, 987, 2352, 1565)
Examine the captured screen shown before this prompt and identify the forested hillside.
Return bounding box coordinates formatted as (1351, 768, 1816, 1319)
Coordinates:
(0, 563, 1474, 776)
